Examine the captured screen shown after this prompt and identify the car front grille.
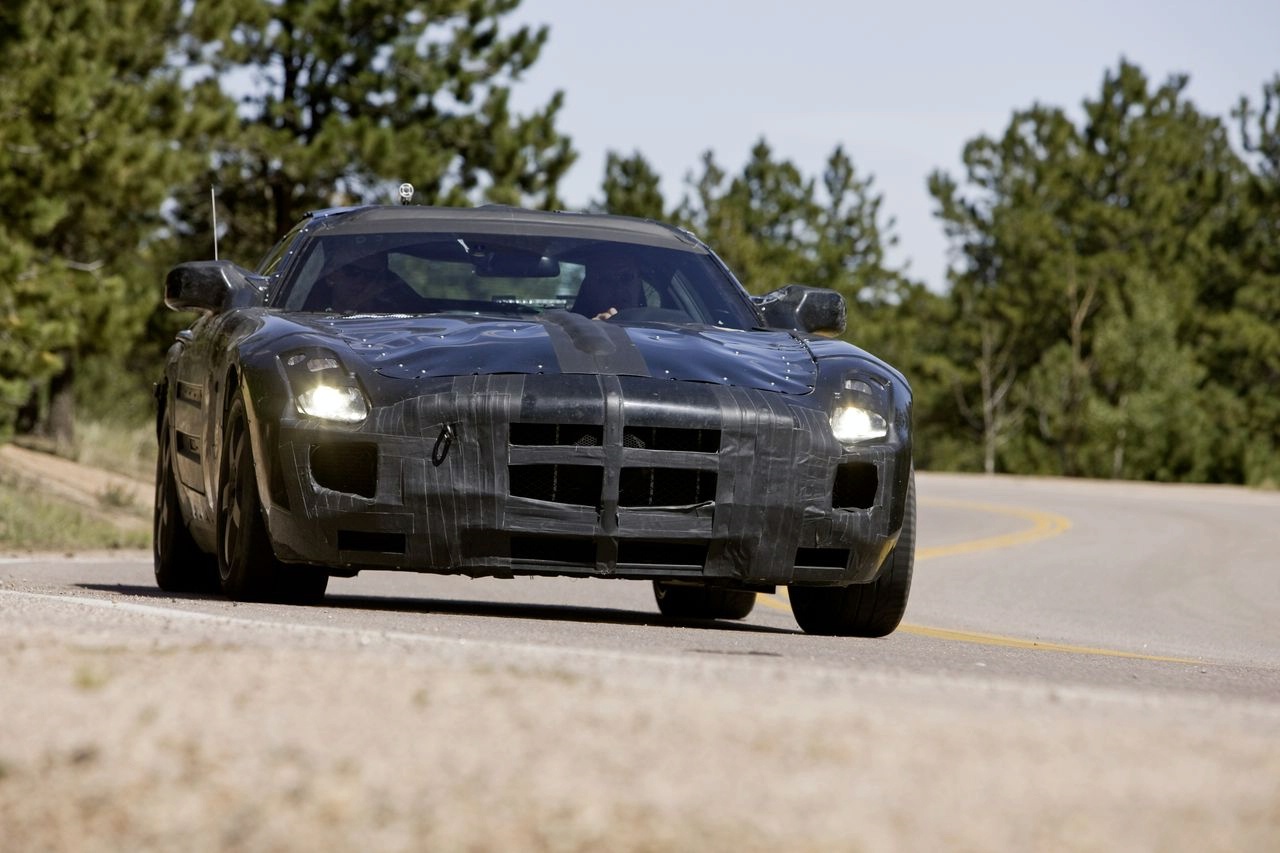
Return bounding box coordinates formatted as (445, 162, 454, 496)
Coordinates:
(622, 426, 720, 453)
(508, 464, 717, 509)
(509, 422, 603, 447)
(508, 464, 604, 507)
(507, 421, 720, 509)
(618, 468, 716, 507)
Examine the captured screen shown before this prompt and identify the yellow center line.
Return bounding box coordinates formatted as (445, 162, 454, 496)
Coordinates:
(915, 499, 1072, 560)
(757, 498, 1203, 664)
(757, 594, 793, 614)
(895, 623, 1201, 663)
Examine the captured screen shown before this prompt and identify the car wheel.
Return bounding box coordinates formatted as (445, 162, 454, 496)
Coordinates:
(653, 582, 757, 620)
(217, 392, 328, 604)
(790, 470, 916, 637)
(154, 411, 219, 593)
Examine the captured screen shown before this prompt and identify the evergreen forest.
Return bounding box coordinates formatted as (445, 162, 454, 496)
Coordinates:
(2, 0, 1277, 486)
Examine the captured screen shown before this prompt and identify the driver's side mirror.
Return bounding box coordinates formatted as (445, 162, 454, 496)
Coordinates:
(165, 260, 269, 314)
(753, 285, 846, 337)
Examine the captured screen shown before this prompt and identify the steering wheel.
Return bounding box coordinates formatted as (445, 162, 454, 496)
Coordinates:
(606, 307, 691, 324)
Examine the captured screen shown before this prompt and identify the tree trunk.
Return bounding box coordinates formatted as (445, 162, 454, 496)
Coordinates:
(28, 356, 76, 453)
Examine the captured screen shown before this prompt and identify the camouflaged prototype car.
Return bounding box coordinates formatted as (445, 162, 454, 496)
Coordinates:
(154, 204, 914, 636)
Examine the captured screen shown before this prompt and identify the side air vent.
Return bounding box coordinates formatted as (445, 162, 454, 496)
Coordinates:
(175, 430, 202, 463)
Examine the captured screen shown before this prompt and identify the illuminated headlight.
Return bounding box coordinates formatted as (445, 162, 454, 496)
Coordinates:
(830, 406, 888, 443)
(295, 384, 369, 423)
(829, 376, 891, 445)
(283, 348, 370, 424)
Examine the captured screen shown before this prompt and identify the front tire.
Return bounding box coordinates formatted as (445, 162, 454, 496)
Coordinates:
(790, 470, 916, 637)
(653, 582, 757, 621)
(217, 392, 328, 604)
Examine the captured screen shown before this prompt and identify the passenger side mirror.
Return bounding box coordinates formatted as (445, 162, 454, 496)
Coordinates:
(753, 285, 846, 337)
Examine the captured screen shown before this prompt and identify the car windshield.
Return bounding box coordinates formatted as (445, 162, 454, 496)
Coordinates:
(272, 232, 759, 329)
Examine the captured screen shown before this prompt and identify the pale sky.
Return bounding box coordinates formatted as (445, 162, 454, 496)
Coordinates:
(510, 0, 1280, 291)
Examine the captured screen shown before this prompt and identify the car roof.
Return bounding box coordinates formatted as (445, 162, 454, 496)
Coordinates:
(306, 205, 708, 252)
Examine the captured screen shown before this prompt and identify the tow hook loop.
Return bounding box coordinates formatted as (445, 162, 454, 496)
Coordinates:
(432, 424, 455, 467)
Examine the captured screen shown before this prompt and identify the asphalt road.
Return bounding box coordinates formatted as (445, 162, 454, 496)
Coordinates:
(2, 471, 1278, 850)
(6, 471, 1276, 696)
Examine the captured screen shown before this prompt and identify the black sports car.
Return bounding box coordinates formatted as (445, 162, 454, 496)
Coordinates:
(155, 204, 914, 636)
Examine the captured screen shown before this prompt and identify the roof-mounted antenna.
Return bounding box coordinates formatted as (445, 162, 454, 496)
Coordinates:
(397, 182, 415, 205)
(210, 185, 220, 260)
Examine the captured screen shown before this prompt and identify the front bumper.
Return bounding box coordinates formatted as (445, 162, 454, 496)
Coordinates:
(261, 374, 910, 587)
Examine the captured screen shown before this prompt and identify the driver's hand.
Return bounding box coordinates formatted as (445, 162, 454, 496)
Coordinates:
(592, 307, 618, 321)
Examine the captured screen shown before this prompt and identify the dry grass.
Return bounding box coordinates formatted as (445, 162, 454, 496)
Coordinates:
(0, 468, 149, 551)
(0, 418, 153, 550)
(71, 420, 155, 483)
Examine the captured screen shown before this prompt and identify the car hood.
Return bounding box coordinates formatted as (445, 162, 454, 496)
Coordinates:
(290, 311, 817, 395)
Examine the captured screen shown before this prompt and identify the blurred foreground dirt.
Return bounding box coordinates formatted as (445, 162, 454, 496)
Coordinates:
(1, 584, 1277, 852)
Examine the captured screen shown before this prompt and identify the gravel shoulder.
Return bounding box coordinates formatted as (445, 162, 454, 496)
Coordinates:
(1, 582, 1278, 852)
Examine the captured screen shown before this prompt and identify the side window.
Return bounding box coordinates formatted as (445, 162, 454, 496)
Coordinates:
(257, 220, 308, 276)
(280, 242, 329, 311)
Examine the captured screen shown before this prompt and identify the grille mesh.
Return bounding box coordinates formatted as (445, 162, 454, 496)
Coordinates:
(619, 468, 716, 507)
(623, 426, 720, 453)
(509, 464, 603, 507)
(510, 423, 603, 447)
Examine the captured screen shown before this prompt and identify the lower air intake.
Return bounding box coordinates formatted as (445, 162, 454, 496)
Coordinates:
(337, 530, 405, 554)
(311, 443, 378, 498)
(833, 461, 877, 510)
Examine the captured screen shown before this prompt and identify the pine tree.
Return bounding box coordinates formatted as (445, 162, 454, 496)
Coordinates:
(926, 105, 1085, 473)
(595, 151, 667, 219)
(1218, 75, 1280, 486)
(930, 60, 1253, 480)
(0, 0, 211, 442)
(678, 140, 906, 300)
(176, 0, 576, 266)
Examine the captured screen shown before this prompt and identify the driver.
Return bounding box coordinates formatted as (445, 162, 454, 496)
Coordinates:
(323, 252, 414, 313)
(572, 255, 645, 320)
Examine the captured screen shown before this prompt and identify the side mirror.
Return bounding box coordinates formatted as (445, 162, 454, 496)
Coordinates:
(165, 260, 268, 314)
(753, 285, 846, 337)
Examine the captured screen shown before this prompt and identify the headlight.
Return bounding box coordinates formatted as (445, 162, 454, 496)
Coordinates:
(283, 349, 370, 424)
(295, 384, 369, 423)
(829, 376, 891, 445)
(830, 405, 888, 443)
